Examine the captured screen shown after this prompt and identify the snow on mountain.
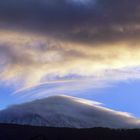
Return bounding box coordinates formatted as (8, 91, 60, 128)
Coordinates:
(0, 95, 139, 128)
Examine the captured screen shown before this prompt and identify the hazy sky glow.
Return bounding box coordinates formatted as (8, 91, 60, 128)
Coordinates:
(0, 0, 140, 117)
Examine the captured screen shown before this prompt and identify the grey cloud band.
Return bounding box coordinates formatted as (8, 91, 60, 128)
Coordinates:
(0, 0, 139, 44)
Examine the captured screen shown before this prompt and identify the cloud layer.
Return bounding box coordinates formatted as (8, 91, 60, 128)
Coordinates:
(0, 0, 139, 43)
(0, 0, 140, 98)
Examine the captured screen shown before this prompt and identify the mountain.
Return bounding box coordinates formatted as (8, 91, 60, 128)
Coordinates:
(0, 95, 139, 128)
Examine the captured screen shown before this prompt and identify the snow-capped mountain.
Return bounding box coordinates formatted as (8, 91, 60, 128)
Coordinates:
(0, 95, 139, 128)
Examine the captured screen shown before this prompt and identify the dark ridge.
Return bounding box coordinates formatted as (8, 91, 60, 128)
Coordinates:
(0, 123, 140, 140)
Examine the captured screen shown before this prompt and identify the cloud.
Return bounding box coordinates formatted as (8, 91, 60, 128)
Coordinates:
(0, 0, 139, 44)
(1, 31, 140, 92)
(0, 0, 140, 97)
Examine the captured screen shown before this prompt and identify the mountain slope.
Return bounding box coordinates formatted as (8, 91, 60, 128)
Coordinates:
(0, 95, 139, 128)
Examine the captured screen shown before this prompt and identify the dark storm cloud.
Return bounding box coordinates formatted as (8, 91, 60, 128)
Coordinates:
(0, 0, 140, 44)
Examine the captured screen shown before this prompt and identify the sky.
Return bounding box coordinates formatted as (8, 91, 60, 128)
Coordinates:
(0, 0, 140, 118)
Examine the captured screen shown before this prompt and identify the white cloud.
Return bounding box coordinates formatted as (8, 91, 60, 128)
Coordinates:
(0, 30, 140, 98)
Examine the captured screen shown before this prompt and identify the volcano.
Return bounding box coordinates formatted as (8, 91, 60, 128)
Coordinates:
(0, 95, 139, 128)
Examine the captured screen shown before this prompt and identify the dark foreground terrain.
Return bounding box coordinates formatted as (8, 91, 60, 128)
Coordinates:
(0, 124, 140, 140)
